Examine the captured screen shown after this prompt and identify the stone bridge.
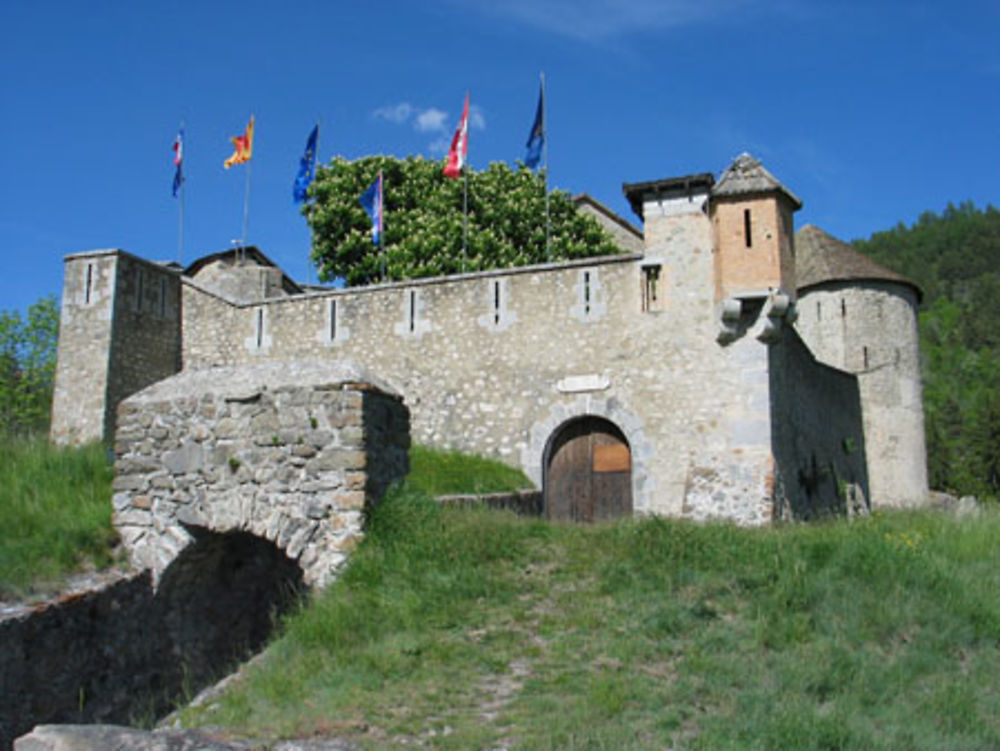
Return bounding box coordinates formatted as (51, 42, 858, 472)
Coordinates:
(111, 361, 410, 587)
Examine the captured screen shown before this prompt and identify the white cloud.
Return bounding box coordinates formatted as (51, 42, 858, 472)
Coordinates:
(415, 108, 449, 133)
(455, 0, 794, 42)
(372, 103, 414, 124)
(468, 105, 487, 131)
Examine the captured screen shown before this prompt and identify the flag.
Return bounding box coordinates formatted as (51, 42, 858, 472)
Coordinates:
(442, 93, 469, 178)
(171, 128, 184, 197)
(524, 79, 544, 169)
(293, 124, 319, 203)
(224, 115, 254, 168)
(359, 171, 384, 246)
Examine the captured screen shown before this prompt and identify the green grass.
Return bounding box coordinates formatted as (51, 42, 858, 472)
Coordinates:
(180, 489, 1000, 750)
(0, 435, 115, 597)
(406, 444, 533, 496)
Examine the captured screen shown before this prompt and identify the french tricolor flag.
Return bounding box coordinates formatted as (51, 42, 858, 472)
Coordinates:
(171, 129, 184, 197)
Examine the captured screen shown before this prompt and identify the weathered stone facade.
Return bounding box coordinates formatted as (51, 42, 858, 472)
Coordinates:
(111, 362, 409, 587)
(51, 153, 929, 532)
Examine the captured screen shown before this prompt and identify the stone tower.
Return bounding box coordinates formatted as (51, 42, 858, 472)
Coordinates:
(793, 225, 928, 508)
(710, 153, 801, 302)
(50, 250, 182, 445)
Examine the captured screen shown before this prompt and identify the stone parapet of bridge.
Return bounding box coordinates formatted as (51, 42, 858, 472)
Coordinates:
(111, 361, 410, 587)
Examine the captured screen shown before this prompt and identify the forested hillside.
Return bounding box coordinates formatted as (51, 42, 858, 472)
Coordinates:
(854, 202, 1000, 500)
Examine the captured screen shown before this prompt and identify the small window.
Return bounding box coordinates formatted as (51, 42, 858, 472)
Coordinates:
(863, 346, 869, 370)
(329, 299, 338, 342)
(493, 281, 501, 326)
(134, 268, 144, 313)
(744, 209, 753, 248)
(159, 277, 167, 317)
(84, 263, 94, 304)
(584, 271, 592, 316)
(255, 308, 264, 349)
(408, 290, 416, 333)
(642, 265, 661, 312)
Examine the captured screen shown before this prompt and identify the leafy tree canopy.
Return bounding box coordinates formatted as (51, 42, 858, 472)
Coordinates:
(0, 296, 59, 436)
(304, 156, 622, 286)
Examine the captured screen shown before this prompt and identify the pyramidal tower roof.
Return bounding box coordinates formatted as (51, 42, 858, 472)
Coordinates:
(795, 224, 921, 301)
(712, 152, 803, 209)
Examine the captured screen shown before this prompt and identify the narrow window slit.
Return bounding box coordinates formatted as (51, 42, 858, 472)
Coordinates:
(744, 209, 753, 248)
(409, 290, 416, 333)
(159, 277, 167, 317)
(135, 268, 144, 313)
(863, 346, 869, 370)
(493, 281, 501, 325)
(329, 299, 338, 342)
(84, 264, 93, 304)
(256, 308, 264, 349)
(584, 271, 591, 315)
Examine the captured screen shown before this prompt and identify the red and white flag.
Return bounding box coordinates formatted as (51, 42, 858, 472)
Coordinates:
(442, 93, 469, 178)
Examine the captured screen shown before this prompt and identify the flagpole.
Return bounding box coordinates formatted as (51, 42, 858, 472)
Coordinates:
(380, 170, 386, 282)
(542, 72, 550, 263)
(178, 176, 185, 264)
(462, 167, 468, 272)
(241, 155, 252, 263)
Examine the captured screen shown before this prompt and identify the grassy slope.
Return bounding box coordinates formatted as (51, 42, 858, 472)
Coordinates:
(183, 487, 1000, 750)
(0, 437, 115, 598)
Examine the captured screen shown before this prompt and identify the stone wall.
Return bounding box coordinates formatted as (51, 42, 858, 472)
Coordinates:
(769, 328, 869, 518)
(1, 535, 304, 751)
(794, 281, 927, 507)
(176, 233, 788, 523)
(50, 251, 118, 445)
(112, 361, 410, 586)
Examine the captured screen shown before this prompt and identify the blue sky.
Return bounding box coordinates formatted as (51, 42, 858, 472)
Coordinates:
(1, 0, 998, 313)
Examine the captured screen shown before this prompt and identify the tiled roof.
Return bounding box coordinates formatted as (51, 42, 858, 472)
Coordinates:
(795, 224, 921, 301)
(713, 153, 803, 209)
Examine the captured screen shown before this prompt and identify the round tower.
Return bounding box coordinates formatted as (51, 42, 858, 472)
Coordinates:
(793, 225, 928, 508)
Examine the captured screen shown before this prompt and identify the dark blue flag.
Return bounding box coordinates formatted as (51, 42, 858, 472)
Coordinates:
(293, 124, 319, 203)
(524, 81, 544, 169)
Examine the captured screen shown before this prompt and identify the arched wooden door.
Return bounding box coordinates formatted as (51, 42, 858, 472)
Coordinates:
(544, 417, 632, 522)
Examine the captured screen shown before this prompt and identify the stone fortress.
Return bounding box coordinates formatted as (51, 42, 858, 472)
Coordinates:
(50, 153, 929, 559)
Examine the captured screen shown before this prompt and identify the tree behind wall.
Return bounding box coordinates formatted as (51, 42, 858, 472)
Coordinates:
(304, 156, 622, 286)
(0, 296, 59, 436)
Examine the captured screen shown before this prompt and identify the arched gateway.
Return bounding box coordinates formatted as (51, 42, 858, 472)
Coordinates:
(544, 417, 632, 521)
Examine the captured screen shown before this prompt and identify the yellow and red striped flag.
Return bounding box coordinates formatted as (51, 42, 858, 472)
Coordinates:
(224, 115, 254, 169)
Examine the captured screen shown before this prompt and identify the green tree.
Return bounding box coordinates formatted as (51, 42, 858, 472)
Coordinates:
(0, 296, 59, 436)
(304, 156, 622, 285)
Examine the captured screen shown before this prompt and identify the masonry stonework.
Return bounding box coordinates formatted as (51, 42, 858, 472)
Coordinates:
(111, 362, 409, 586)
(51, 154, 930, 541)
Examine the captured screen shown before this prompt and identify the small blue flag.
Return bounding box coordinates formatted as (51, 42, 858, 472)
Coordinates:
(524, 80, 544, 169)
(359, 171, 383, 246)
(293, 124, 319, 203)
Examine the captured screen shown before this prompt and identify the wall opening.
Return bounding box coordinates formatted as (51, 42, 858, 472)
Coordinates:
(134, 268, 144, 313)
(329, 298, 338, 342)
(84, 263, 94, 304)
(156, 528, 306, 691)
(583, 271, 592, 316)
(641, 264, 661, 312)
(744, 209, 753, 248)
(543, 416, 632, 522)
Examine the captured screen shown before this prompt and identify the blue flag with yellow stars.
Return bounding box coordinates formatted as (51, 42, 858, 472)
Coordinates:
(524, 82, 544, 169)
(293, 124, 319, 203)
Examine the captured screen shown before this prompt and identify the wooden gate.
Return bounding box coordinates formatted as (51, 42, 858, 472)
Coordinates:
(544, 417, 632, 522)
